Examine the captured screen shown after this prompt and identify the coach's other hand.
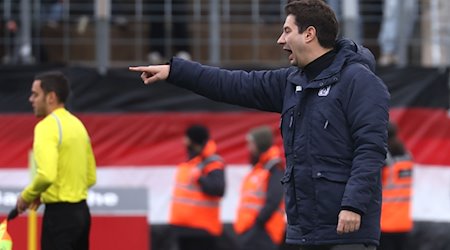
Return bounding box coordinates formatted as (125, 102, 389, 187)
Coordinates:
(337, 210, 361, 235)
(129, 65, 170, 85)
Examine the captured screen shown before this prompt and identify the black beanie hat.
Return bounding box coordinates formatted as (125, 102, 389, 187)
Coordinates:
(247, 126, 273, 153)
(387, 122, 397, 139)
(186, 125, 209, 146)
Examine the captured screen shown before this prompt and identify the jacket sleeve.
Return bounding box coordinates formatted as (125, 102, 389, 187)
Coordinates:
(198, 159, 226, 197)
(198, 169, 225, 197)
(167, 57, 289, 113)
(341, 66, 390, 214)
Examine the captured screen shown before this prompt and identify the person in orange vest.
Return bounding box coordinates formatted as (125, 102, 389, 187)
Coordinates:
(169, 124, 226, 250)
(234, 126, 286, 250)
(379, 122, 413, 250)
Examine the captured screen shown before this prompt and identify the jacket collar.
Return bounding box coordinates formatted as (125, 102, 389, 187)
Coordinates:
(255, 146, 281, 169)
(287, 38, 377, 89)
(303, 49, 337, 81)
(200, 140, 217, 158)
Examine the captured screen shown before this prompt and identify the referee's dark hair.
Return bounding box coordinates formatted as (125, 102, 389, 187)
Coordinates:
(35, 71, 70, 104)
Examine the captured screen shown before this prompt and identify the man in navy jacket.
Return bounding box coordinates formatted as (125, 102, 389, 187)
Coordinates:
(130, 0, 389, 249)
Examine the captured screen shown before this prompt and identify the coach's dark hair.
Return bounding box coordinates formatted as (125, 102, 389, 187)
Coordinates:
(285, 0, 338, 48)
(35, 71, 70, 103)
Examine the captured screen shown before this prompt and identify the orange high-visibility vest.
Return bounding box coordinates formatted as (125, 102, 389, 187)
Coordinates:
(234, 146, 286, 244)
(381, 152, 413, 233)
(169, 140, 224, 236)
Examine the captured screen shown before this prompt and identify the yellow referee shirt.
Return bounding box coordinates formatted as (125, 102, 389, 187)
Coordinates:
(22, 108, 97, 204)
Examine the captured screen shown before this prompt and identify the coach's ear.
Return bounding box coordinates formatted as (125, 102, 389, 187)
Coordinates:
(304, 25, 317, 44)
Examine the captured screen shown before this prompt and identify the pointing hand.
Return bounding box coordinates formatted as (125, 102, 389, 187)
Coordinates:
(129, 65, 170, 85)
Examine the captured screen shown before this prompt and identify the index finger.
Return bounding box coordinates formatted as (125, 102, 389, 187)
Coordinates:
(129, 66, 149, 72)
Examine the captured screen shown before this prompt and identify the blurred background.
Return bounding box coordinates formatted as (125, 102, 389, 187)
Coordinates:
(0, 0, 449, 68)
(0, 0, 450, 250)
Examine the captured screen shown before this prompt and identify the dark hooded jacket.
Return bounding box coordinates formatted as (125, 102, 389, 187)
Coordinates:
(167, 39, 390, 246)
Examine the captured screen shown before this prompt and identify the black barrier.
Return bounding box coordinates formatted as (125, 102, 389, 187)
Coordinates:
(1, 65, 449, 113)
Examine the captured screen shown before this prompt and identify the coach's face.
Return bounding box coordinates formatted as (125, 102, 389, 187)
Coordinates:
(277, 14, 309, 67)
(29, 80, 48, 118)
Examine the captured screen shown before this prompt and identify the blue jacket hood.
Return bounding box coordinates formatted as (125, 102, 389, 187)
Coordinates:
(335, 38, 377, 73)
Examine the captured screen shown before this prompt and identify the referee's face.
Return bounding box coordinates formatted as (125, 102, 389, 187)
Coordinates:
(29, 80, 48, 118)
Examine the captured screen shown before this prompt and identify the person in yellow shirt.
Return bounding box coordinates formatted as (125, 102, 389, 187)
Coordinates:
(16, 71, 97, 250)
